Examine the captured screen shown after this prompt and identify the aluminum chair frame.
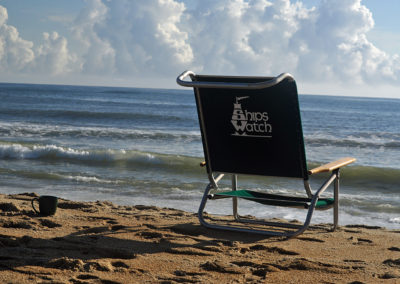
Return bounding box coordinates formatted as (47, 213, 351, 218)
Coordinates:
(197, 171, 339, 238)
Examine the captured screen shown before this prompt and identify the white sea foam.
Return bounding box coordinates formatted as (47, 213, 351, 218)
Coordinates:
(377, 204, 395, 209)
(65, 175, 118, 184)
(389, 217, 400, 224)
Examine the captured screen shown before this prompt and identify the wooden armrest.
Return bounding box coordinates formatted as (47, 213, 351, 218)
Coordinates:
(308, 157, 356, 175)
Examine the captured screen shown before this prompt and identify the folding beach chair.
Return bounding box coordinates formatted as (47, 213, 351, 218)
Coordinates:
(177, 71, 355, 238)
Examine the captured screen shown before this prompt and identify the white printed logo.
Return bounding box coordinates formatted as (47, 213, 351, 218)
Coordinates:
(231, 96, 272, 137)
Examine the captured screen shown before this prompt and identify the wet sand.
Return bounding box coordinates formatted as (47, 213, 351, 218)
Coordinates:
(0, 192, 399, 283)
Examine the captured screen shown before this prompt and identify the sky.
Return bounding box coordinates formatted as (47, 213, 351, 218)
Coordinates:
(0, 0, 399, 98)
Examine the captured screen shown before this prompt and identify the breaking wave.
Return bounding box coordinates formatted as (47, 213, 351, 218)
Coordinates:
(1, 142, 399, 189)
(0, 142, 203, 172)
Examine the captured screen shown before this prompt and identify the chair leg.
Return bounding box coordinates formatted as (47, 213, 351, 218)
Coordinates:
(198, 183, 213, 228)
(232, 175, 239, 220)
(332, 169, 340, 231)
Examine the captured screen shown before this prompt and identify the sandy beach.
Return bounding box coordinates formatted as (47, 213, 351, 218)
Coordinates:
(0, 192, 399, 283)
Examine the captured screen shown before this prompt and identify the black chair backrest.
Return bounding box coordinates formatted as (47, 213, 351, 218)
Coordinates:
(192, 75, 308, 179)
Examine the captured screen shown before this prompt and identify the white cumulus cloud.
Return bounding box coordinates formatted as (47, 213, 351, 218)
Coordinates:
(0, 6, 34, 72)
(181, 0, 400, 85)
(73, 0, 193, 76)
(34, 31, 78, 75)
(182, 0, 313, 75)
(0, 5, 77, 76)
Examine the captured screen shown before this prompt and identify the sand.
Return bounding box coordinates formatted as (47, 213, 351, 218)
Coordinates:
(0, 192, 399, 284)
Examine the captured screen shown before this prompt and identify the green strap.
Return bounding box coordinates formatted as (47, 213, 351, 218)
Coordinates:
(211, 190, 334, 209)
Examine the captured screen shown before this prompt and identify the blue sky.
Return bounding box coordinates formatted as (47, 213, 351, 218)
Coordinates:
(0, 0, 399, 98)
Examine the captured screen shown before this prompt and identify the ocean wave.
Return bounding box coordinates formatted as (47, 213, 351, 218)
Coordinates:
(0, 167, 119, 185)
(0, 143, 92, 160)
(305, 133, 400, 149)
(0, 108, 189, 122)
(342, 165, 400, 187)
(0, 142, 204, 171)
(0, 143, 137, 161)
(0, 123, 201, 141)
(307, 162, 400, 192)
(1, 142, 399, 189)
(0, 167, 63, 181)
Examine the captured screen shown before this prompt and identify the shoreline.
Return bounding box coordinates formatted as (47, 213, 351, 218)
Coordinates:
(0, 192, 399, 283)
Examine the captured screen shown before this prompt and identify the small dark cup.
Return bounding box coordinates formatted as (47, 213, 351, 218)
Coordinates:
(32, 195, 58, 216)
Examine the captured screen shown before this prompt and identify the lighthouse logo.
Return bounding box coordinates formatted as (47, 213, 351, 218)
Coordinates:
(231, 96, 272, 138)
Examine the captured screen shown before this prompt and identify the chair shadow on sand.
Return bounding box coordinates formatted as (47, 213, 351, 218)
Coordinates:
(0, 204, 312, 276)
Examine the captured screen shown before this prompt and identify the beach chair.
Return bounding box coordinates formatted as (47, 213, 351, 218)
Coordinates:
(177, 71, 355, 238)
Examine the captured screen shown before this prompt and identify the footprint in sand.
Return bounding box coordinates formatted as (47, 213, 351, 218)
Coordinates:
(111, 261, 129, 269)
(231, 261, 281, 278)
(286, 258, 337, 272)
(343, 259, 367, 270)
(194, 245, 223, 253)
(298, 237, 325, 243)
(357, 238, 373, 244)
(166, 247, 213, 257)
(348, 236, 373, 245)
(383, 258, 400, 267)
(200, 260, 243, 274)
(0, 202, 20, 212)
(379, 271, 400, 279)
(77, 274, 99, 280)
(231, 261, 258, 267)
(2, 220, 33, 229)
(57, 201, 94, 210)
(85, 260, 114, 272)
(249, 244, 299, 256)
(111, 224, 127, 231)
(48, 257, 84, 271)
(98, 280, 123, 284)
(74, 276, 122, 284)
(388, 247, 400, 252)
(137, 231, 164, 239)
(174, 270, 206, 277)
(343, 259, 366, 264)
(39, 219, 62, 228)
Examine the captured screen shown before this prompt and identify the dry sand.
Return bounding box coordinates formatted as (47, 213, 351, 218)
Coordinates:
(0, 192, 399, 284)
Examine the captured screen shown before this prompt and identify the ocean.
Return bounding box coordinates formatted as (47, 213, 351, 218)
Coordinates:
(0, 82, 399, 229)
